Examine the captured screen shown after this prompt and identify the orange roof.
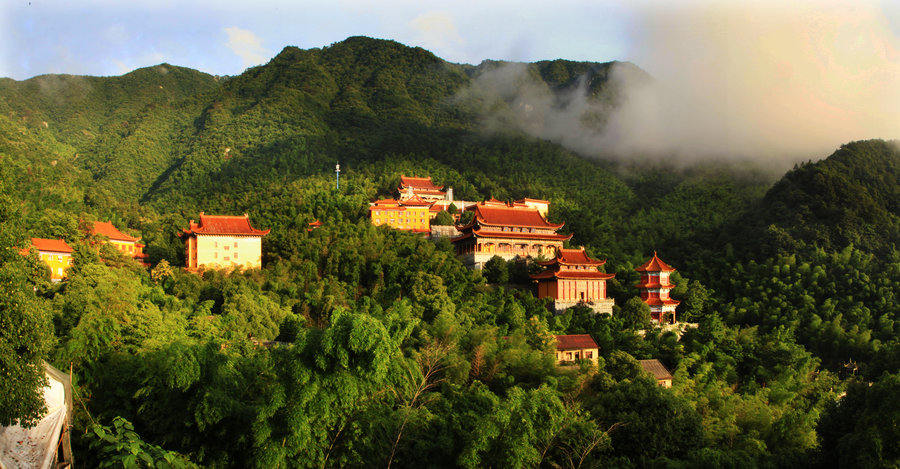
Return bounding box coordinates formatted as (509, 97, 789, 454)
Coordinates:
(92, 221, 140, 242)
(532, 247, 614, 281)
(181, 213, 270, 236)
(29, 238, 74, 253)
(451, 229, 572, 242)
(308, 220, 323, 227)
(531, 269, 615, 280)
(555, 334, 598, 350)
(398, 195, 434, 207)
(464, 202, 564, 229)
(641, 297, 681, 306)
(539, 247, 606, 266)
(636, 252, 676, 272)
(399, 175, 444, 191)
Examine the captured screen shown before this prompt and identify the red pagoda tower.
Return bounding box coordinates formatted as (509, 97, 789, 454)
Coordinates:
(531, 247, 615, 314)
(635, 252, 680, 323)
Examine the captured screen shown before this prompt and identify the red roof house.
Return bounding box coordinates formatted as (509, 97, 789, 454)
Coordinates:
(554, 334, 599, 365)
(180, 213, 270, 271)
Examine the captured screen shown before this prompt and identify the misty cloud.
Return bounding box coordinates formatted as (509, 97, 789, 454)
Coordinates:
(224, 26, 271, 70)
(461, 1, 900, 165)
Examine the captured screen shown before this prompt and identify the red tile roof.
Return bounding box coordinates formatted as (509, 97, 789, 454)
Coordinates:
(399, 175, 444, 191)
(468, 203, 564, 229)
(539, 247, 606, 266)
(181, 213, 270, 236)
(450, 229, 572, 242)
(555, 334, 598, 350)
(92, 221, 140, 242)
(29, 238, 74, 253)
(636, 252, 676, 272)
(531, 269, 615, 280)
(641, 297, 681, 306)
(398, 195, 434, 207)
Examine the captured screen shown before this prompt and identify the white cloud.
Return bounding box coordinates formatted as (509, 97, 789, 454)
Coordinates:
(224, 26, 271, 69)
(409, 11, 464, 56)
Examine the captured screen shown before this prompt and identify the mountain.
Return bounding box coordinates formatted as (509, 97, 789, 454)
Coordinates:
(751, 139, 900, 255)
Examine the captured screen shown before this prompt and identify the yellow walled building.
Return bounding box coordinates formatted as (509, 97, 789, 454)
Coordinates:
(24, 238, 74, 281)
(369, 195, 433, 233)
(91, 221, 149, 266)
(180, 213, 270, 271)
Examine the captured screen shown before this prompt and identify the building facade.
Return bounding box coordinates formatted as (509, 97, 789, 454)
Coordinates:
(639, 359, 673, 388)
(555, 334, 599, 365)
(369, 196, 433, 233)
(635, 252, 680, 323)
(91, 221, 149, 266)
(25, 238, 74, 281)
(451, 199, 571, 269)
(180, 213, 270, 271)
(531, 247, 615, 314)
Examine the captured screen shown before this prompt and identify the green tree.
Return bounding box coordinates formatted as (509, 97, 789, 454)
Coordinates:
(482, 255, 509, 284)
(618, 297, 651, 330)
(431, 210, 455, 226)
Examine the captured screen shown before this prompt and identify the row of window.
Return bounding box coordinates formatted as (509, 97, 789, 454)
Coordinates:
(42, 254, 72, 264)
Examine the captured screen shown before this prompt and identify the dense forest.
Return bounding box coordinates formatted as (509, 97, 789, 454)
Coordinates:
(2, 36, 899, 468)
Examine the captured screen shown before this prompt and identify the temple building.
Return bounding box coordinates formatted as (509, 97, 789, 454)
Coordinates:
(635, 252, 680, 324)
(531, 247, 615, 314)
(451, 199, 571, 269)
(24, 238, 74, 281)
(555, 334, 599, 365)
(395, 175, 448, 201)
(91, 221, 149, 266)
(180, 213, 270, 271)
(369, 195, 432, 233)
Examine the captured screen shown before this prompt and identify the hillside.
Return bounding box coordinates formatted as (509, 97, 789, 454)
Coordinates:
(2, 37, 900, 468)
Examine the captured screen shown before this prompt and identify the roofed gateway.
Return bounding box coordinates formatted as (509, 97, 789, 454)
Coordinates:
(451, 200, 571, 269)
(180, 213, 270, 271)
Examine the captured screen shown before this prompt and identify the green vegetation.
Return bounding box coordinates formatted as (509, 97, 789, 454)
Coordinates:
(1, 36, 899, 467)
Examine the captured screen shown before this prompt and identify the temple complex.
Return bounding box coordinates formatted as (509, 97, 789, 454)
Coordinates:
(635, 252, 680, 324)
(24, 238, 74, 281)
(451, 199, 571, 269)
(531, 247, 615, 314)
(180, 213, 270, 271)
(369, 195, 432, 233)
(91, 221, 149, 266)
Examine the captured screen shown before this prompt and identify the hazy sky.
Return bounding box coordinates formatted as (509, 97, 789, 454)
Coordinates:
(3, 0, 898, 162)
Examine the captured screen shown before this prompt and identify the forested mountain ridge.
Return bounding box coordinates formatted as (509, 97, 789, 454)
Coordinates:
(2, 36, 900, 467)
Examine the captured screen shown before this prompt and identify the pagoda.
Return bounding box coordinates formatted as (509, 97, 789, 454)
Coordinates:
(451, 199, 571, 269)
(531, 247, 615, 314)
(635, 252, 680, 323)
(180, 213, 270, 271)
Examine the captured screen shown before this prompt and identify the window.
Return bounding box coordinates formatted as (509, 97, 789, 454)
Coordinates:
(224, 257, 230, 262)
(234, 242, 238, 248)
(234, 252, 239, 259)
(214, 252, 218, 259)
(586, 351, 593, 359)
(214, 242, 218, 248)
(224, 245, 230, 251)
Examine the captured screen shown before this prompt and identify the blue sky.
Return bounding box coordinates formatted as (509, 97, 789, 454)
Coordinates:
(2, 0, 640, 80)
